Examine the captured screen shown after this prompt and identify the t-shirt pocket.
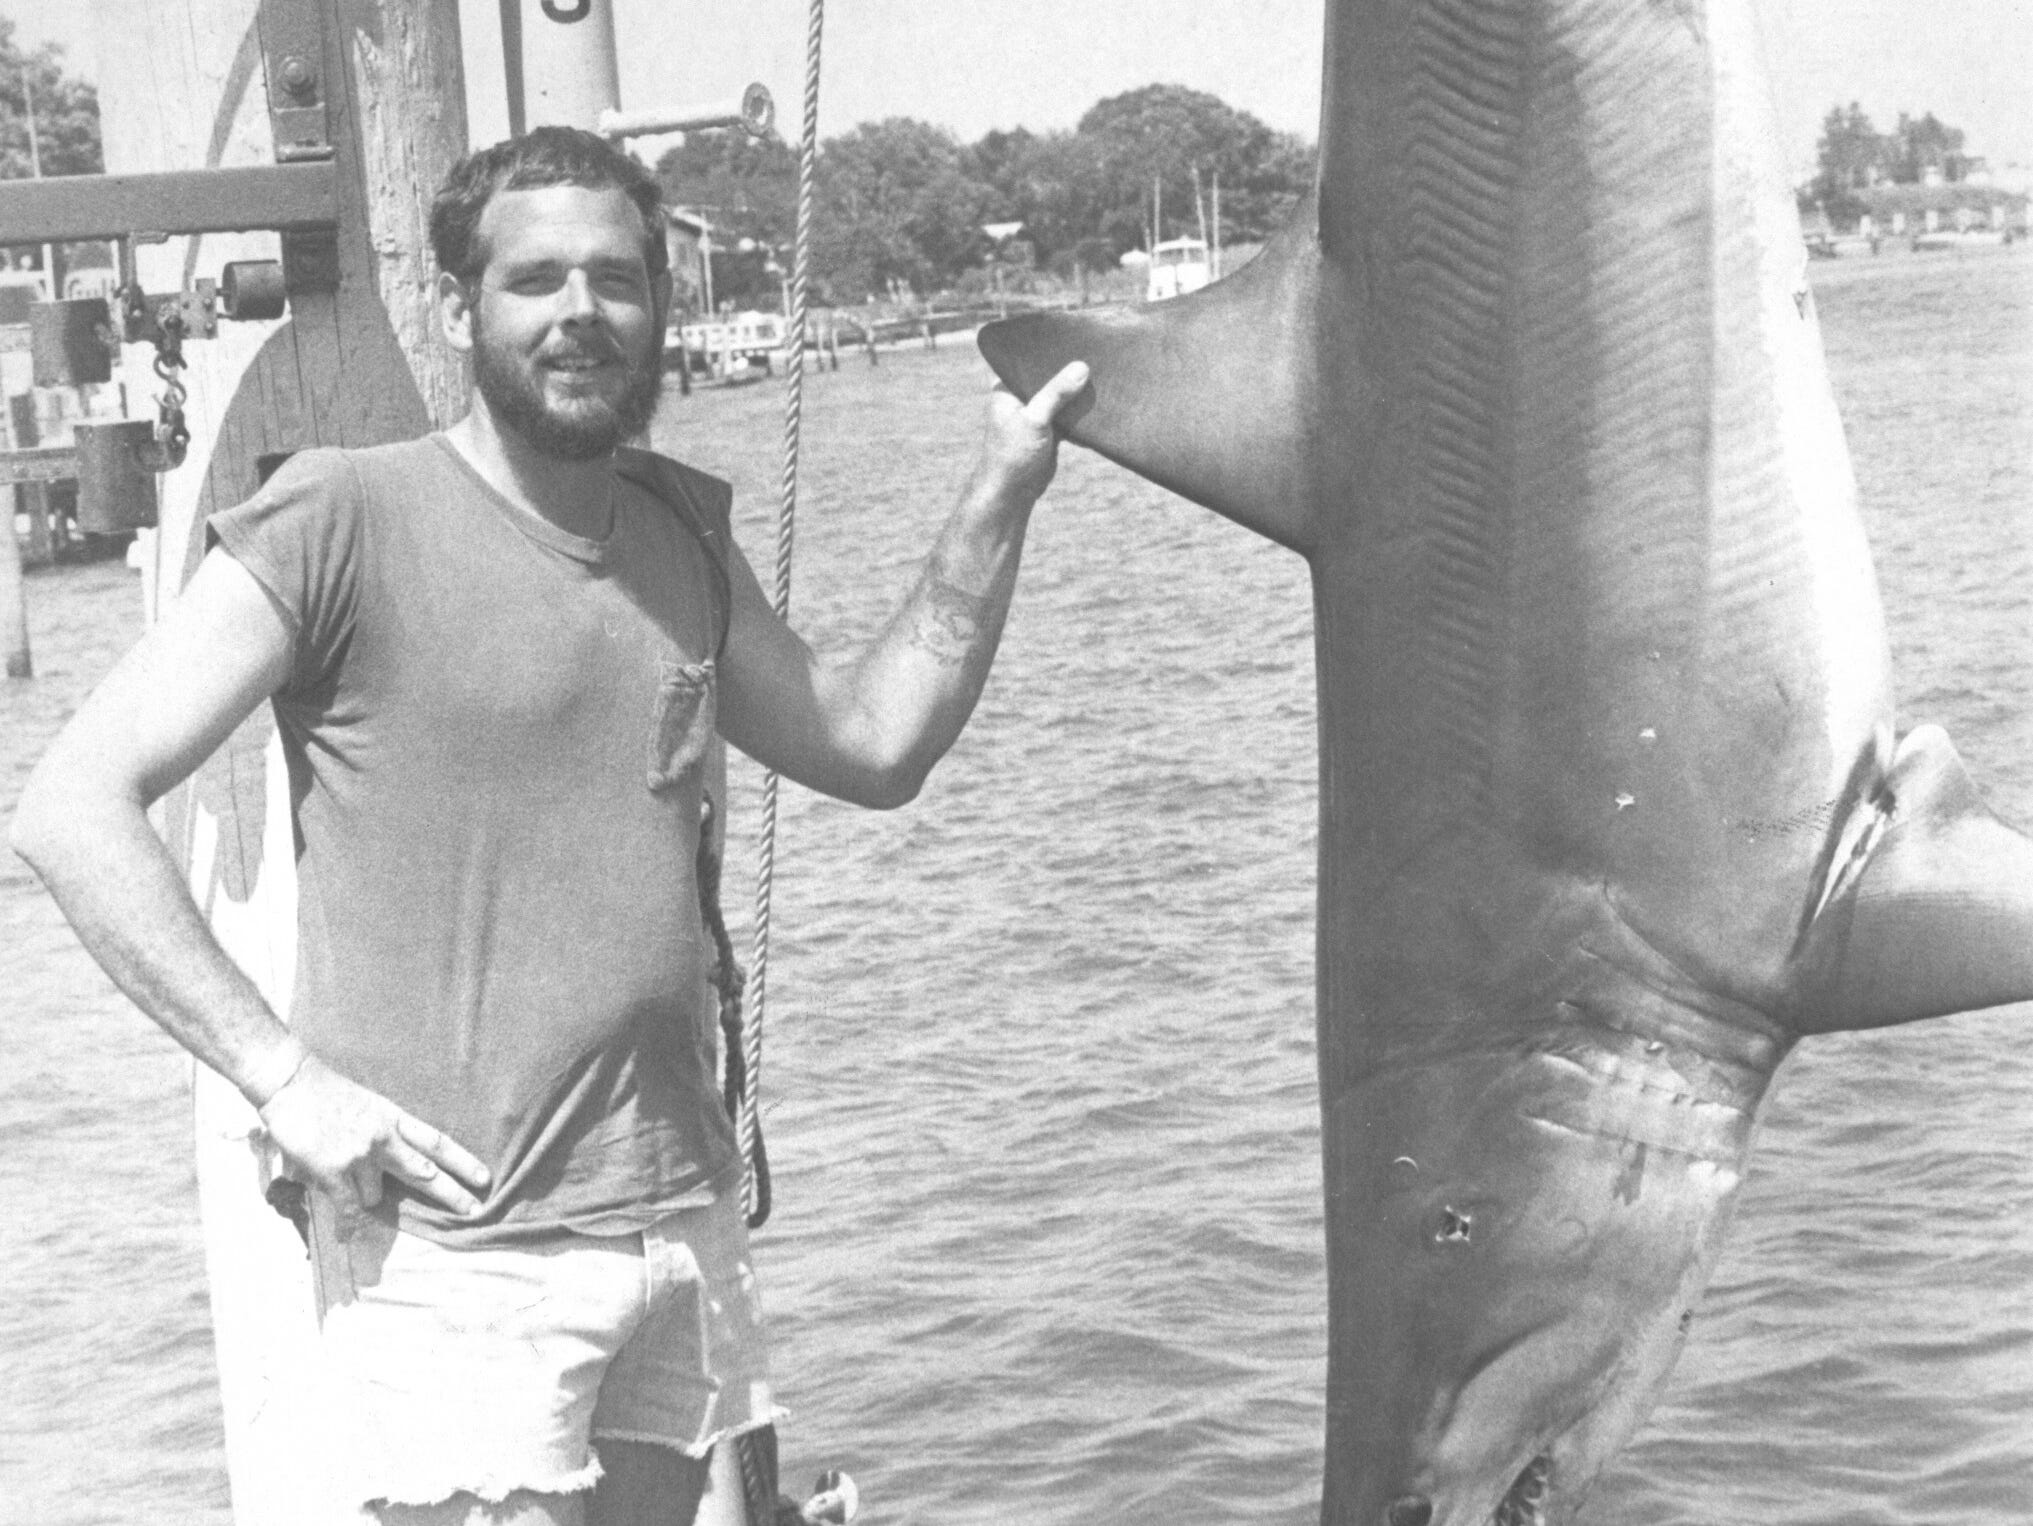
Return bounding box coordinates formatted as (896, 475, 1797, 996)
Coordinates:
(648, 657, 716, 792)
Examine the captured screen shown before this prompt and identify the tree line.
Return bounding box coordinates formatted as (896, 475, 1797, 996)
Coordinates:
(3, 38, 1308, 314)
(0, 19, 106, 285)
(4, 28, 1992, 312)
(656, 84, 1313, 308)
(1807, 103, 1974, 225)
(0, 20, 101, 183)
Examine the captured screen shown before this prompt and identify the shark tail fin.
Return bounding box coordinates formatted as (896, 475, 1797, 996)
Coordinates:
(1805, 724, 2033, 1032)
(978, 221, 1327, 555)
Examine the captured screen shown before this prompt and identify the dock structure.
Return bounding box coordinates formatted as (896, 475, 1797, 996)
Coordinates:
(83, 1, 469, 1518)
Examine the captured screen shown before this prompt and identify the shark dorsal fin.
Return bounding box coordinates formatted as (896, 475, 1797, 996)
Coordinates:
(980, 220, 1330, 556)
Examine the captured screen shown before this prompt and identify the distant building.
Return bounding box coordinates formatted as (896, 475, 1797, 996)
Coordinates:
(665, 209, 713, 316)
(1851, 182, 2029, 239)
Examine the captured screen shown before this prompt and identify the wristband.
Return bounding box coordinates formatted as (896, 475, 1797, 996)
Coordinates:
(240, 1035, 311, 1111)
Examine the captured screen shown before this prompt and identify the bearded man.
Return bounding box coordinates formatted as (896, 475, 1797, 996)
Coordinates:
(12, 128, 1088, 1526)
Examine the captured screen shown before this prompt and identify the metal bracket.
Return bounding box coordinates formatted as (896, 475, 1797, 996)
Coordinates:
(258, 0, 335, 164)
(123, 283, 219, 347)
(280, 227, 340, 298)
(112, 237, 218, 345)
(257, 0, 340, 295)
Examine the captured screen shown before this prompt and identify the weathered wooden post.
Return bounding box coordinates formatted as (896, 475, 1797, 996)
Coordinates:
(91, 0, 467, 1517)
(2, 388, 32, 677)
(1, 481, 28, 677)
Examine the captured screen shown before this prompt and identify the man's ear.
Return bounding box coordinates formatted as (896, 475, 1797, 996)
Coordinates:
(439, 271, 476, 353)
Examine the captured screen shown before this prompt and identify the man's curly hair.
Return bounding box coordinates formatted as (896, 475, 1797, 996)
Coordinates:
(429, 126, 668, 287)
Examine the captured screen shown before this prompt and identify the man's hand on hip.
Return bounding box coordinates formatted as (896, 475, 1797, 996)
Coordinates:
(258, 1056, 493, 1237)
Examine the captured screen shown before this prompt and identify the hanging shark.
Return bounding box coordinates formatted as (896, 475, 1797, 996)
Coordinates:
(979, 1, 2033, 1522)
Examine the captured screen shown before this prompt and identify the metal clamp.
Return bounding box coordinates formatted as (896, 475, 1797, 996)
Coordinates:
(257, 0, 334, 164)
(114, 236, 219, 348)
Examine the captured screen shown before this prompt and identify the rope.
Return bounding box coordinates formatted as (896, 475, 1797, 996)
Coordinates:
(737, 1425, 776, 1524)
(741, 0, 826, 1229)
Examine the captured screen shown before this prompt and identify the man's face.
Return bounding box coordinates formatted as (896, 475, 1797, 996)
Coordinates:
(457, 183, 667, 460)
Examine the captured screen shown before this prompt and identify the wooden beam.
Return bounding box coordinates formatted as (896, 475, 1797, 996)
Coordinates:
(0, 446, 78, 485)
(0, 163, 338, 245)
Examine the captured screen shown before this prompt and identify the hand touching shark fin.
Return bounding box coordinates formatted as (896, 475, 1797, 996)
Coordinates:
(979, 220, 1331, 556)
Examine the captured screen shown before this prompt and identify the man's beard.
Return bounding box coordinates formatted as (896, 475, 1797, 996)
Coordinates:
(471, 307, 664, 461)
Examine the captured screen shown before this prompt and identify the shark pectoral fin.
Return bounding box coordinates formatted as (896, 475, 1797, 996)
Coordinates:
(1805, 725, 2033, 1032)
(978, 226, 1328, 555)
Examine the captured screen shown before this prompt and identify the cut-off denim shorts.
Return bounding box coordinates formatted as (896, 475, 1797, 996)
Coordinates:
(304, 1189, 775, 1511)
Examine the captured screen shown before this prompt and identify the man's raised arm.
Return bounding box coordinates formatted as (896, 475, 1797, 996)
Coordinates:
(716, 361, 1089, 806)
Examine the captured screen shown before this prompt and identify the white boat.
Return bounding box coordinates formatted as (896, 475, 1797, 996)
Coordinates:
(673, 310, 788, 374)
(1145, 236, 1211, 302)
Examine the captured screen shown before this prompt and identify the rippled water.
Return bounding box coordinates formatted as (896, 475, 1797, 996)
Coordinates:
(2, 246, 2028, 1524)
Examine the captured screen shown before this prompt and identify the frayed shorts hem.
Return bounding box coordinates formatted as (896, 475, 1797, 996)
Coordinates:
(366, 1457, 604, 1508)
(308, 1193, 773, 1513)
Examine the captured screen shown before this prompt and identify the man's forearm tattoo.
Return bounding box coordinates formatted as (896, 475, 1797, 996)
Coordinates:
(909, 569, 998, 669)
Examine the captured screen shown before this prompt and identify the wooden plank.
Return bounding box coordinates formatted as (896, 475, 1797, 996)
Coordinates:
(0, 446, 77, 484)
(0, 163, 338, 245)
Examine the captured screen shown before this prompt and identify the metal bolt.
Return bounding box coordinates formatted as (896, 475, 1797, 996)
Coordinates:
(279, 55, 315, 95)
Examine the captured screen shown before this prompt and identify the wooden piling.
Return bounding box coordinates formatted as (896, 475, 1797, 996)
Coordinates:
(19, 483, 53, 564)
(2, 382, 31, 674)
(1, 487, 28, 677)
(97, 1, 469, 1518)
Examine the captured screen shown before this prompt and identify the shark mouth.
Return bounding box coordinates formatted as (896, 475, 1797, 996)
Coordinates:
(1385, 1454, 1552, 1526)
(1492, 1455, 1553, 1526)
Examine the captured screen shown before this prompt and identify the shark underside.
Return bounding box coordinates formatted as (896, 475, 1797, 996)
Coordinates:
(979, 2, 2033, 1523)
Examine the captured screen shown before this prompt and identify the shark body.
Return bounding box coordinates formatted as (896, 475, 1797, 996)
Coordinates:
(979, 2, 2033, 1522)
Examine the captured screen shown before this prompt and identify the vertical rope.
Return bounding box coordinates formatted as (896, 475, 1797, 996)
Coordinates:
(742, 0, 825, 1226)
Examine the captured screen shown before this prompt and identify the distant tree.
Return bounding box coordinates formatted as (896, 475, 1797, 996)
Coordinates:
(0, 19, 105, 278)
(1238, 129, 1315, 238)
(653, 130, 796, 309)
(0, 20, 101, 182)
(1887, 110, 1968, 183)
(1071, 84, 1309, 257)
(966, 126, 1110, 272)
(1809, 102, 1884, 224)
(812, 118, 995, 301)
(967, 126, 1040, 204)
(711, 86, 1315, 301)
(1805, 102, 1979, 226)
